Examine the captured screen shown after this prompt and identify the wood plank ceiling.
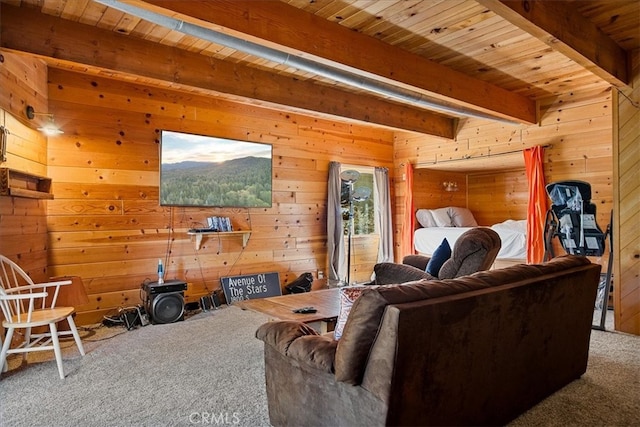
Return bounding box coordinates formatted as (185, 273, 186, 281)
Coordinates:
(1, 0, 639, 139)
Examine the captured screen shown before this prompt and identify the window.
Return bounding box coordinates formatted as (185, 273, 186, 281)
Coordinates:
(340, 166, 375, 236)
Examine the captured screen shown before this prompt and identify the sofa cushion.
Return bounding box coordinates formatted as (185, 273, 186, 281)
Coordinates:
(335, 277, 491, 384)
(425, 238, 451, 277)
(334, 286, 369, 340)
(374, 262, 437, 285)
(403, 254, 431, 271)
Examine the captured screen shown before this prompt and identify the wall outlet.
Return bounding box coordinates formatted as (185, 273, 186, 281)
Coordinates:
(317, 270, 324, 279)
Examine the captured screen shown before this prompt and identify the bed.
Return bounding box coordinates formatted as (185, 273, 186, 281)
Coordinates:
(414, 207, 527, 260)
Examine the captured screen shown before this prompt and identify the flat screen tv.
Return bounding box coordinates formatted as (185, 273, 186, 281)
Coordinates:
(160, 130, 272, 208)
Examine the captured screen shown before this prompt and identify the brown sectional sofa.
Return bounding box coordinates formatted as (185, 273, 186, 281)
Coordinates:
(256, 255, 602, 426)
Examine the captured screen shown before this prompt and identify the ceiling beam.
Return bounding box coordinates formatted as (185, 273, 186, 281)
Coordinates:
(0, 4, 455, 138)
(478, 0, 629, 87)
(139, 0, 537, 124)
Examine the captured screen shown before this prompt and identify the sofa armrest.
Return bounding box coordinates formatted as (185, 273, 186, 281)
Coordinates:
(374, 262, 436, 285)
(256, 321, 337, 373)
(402, 254, 431, 270)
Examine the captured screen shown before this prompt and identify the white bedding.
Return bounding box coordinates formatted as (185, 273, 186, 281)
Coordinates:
(414, 220, 527, 260)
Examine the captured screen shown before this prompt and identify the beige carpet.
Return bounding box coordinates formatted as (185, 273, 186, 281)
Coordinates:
(1, 306, 272, 427)
(510, 320, 640, 426)
(1, 306, 638, 426)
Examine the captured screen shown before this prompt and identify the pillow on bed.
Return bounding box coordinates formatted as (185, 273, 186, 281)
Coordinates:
(491, 219, 526, 232)
(416, 209, 437, 228)
(426, 238, 451, 277)
(449, 207, 478, 227)
(431, 207, 454, 227)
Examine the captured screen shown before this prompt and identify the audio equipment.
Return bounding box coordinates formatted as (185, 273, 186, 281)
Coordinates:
(143, 280, 187, 324)
(200, 289, 223, 312)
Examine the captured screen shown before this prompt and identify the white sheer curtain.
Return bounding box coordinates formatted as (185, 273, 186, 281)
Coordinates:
(374, 167, 394, 263)
(327, 161, 346, 283)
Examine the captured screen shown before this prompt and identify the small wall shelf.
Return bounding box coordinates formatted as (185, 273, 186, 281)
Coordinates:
(0, 168, 53, 199)
(187, 230, 252, 250)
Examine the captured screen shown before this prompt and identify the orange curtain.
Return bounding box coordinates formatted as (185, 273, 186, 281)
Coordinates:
(401, 162, 415, 258)
(523, 146, 548, 264)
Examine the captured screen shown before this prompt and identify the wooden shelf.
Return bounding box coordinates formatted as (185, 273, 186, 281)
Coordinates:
(187, 230, 251, 250)
(0, 168, 53, 199)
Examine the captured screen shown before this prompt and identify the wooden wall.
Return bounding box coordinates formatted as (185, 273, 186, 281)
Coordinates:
(467, 169, 528, 226)
(613, 49, 639, 335)
(411, 167, 528, 228)
(395, 87, 614, 266)
(412, 169, 467, 213)
(41, 68, 393, 324)
(0, 51, 50, 282)
(1, 48, 635, 334)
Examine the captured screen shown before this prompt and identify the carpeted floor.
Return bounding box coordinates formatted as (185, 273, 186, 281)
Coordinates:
(510, 321, 640, 426)
(0, 306, 638, 427)
(0, 306, 272, 427)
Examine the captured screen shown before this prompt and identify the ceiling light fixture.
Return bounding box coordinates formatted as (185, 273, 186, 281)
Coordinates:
(25, 105, 64, 136)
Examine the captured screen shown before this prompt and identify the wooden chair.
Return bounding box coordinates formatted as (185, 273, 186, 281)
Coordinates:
(0, 255, 85, 379)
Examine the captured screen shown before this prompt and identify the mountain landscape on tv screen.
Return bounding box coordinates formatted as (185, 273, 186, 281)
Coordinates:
(161, 156, 272, 207)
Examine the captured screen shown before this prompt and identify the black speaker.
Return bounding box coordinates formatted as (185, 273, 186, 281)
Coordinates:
(143, 280, 187, 324)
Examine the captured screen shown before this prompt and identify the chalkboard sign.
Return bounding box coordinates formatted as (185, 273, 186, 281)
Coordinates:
(221, 272, 281, 304)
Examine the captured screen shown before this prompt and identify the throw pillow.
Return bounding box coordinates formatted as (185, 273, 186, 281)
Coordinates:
(426, 238, 451, 277)
(334, 286, 368, 340)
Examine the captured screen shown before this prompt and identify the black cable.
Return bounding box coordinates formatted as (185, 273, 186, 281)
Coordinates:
(218, 234, 247, 285)
(616, 87, 640, 108)
(216, 207, 251, 282)
(162, 207, 175, 279)
(190, 232, 212, 294)
(82, 330, 128, 342)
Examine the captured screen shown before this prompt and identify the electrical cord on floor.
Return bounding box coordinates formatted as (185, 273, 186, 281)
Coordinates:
(76, 313, 131, 341)
(80, 329, 128, 342)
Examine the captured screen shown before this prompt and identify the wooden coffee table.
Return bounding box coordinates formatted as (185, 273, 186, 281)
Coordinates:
(236, 288, 341, 332)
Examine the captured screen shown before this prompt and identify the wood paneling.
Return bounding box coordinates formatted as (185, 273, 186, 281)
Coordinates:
(0, 4, 454, 138)
(0, 2, 636, 337)
(613, 49, 640, 335)
(6, 0, 637, 115)
(395, 88, 613, 268)
(477, 0, 629, 86)
(142, 0, 536, 124)
(0, 49, 48, 126)
(412, 169, 467, 215)
(0, 51, 50, 283)
(468, 169, 528, 226)
(44, 68, 394, 324)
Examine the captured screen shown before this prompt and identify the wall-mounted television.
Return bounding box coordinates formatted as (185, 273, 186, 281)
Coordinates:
(160, 130, 272, 208)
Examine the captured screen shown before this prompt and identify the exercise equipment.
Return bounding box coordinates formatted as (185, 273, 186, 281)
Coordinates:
(543, 180, 613, 330)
